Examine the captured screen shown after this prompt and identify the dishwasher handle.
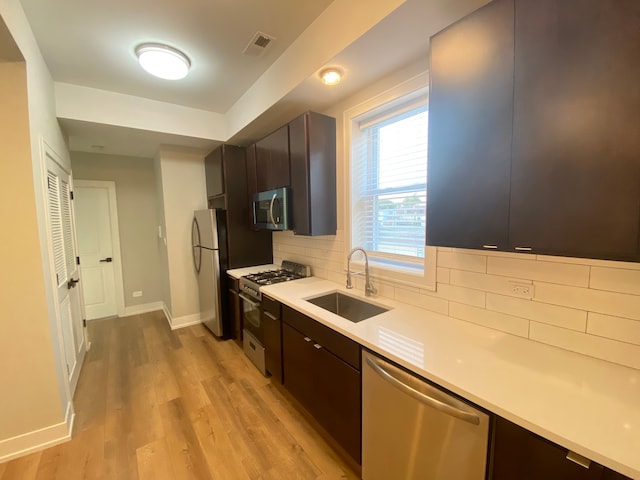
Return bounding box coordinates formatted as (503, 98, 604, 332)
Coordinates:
(366, 356, 481, 426)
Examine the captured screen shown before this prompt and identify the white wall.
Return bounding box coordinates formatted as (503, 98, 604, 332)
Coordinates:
(71, 152, 164, 309)
(0, 0, 73, 460)
(273, 58, 640, 371)
(155, 149, 207, 327)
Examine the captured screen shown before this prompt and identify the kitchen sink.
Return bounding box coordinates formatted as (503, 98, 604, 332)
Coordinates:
(305, 291, 389, 323)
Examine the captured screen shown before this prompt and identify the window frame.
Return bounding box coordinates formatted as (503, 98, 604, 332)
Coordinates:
(344, 72, 436, 291)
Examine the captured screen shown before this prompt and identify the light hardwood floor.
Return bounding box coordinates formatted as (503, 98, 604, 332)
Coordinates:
(0, 311, 359, 480)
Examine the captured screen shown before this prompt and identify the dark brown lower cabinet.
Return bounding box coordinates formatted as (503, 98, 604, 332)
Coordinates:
(262, 295, 283, 384)
(282, 307, 361, 464)
(491, 416, 630, 480)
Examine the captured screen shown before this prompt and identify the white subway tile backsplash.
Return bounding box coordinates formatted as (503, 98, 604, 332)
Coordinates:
(450, 270, 529, 297)
(488, 256, 590, 287)
(535, 282, 640, 321)
(587, 313, 640, 346)
(313, 238, 344, 252)
(487, 293, 587, 331)
(590, 267, 640, 295)
(326, 269, 344, 284)
(304, 248, 344, 263)
(449, 302, 529, 337)
(538, 254, 640, 270)
(436, 267, 451, 284)
(529, 322, 640, 370)
(394, 288, 448, 315)
(438, 251, 487, 273)
(277, 244, 307, 256)
(436, 283, 486, 308)
(274, 236, 640, 369)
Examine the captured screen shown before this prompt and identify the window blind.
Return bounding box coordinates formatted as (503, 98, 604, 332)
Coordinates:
(48, 171, 66, 285)
(351, 101, 428, 261)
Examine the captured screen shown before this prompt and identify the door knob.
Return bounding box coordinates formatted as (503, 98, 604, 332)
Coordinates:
(67, 278, 79, 289)
(99, 257, 113, 263)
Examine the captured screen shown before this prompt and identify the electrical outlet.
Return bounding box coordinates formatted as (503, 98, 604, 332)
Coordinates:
(510, 281, 533, 298)
(132, 291, 143, 298)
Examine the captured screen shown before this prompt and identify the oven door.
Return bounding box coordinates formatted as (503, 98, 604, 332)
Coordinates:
(239, 293, 263, 342)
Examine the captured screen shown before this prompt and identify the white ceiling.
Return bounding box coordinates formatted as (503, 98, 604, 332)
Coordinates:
(16, 0, 489, 158)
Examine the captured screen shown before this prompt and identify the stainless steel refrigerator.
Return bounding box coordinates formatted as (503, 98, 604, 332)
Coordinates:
(192, 209, 228, 337)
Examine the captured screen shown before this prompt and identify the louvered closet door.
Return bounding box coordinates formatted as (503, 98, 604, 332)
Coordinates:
(46, 156, 85, 394)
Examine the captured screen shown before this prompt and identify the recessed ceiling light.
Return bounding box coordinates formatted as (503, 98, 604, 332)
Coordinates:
(320, 68, 343, 86)
(135, 43, 191, 80)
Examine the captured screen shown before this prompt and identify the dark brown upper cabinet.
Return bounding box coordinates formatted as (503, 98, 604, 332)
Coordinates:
(204, 144, 272, 268)
(255, 124, 290, 192)
(426, 0, 514, 251)
(426, 0, 640, 262)
(245, 124, 290, 231)
(289, 111, 337, 236)
(509, 0, 640, 261)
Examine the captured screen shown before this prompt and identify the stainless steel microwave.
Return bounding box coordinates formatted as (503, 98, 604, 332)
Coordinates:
(252, 186, 291, 231)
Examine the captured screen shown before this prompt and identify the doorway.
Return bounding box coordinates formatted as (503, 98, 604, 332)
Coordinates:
(74, 180, 125, 320)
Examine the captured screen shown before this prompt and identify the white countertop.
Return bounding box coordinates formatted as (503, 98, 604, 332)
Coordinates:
(260, 277, 640, 479)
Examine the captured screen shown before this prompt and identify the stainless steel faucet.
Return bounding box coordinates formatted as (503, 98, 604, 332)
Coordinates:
(346, 247, 376, 296)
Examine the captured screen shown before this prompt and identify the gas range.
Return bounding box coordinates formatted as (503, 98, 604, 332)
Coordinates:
(239, 260, 311, 301)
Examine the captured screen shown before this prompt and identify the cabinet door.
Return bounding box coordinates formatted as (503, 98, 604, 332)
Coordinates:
(282, 323, 317, 414)
(491, 416, 604, 480)
(289, 112, 337, 236)
(509, 0, 640, 260)
(262, 296, 282, 383)
(256, 125, 290, 192)
(313, 344, 361, 463)
(204, 147, 224, 198)
(426, 0, 514, 250)
(282, 322, 361, 463)
(222, 145, 273, 268)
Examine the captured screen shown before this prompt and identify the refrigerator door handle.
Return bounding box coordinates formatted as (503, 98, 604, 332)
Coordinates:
(192, 217, 202, 273)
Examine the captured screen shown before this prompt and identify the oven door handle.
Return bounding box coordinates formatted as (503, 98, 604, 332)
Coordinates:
(239, 293, 260, 308)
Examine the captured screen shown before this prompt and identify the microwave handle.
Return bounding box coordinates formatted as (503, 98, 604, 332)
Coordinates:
(269, 192, 278, 228)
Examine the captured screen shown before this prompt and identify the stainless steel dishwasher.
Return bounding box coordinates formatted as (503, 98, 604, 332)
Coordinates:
(362, 350, 490, 480)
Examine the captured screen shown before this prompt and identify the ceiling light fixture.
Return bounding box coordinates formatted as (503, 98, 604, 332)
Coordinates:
(135, 43, 191, 80)
(320, 68, 343, 86)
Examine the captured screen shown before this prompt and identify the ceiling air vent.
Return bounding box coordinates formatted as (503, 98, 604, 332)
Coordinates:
(243, 31, 274, 57)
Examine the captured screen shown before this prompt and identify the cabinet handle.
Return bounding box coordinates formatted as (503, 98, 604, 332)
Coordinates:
(313, 343, 322, 350)
(482, 245, 498, 249)
(566, 451, 591, 469)
(304, 337, 312, 342)
(263, 311, 278, 321)
(514, 247, 532, 252)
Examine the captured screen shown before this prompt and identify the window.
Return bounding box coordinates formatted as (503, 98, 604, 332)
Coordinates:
(346, 76, 435, 289)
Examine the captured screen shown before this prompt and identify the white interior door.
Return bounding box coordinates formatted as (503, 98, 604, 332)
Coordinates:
(74, 182, 120, 320)
(46, 154, 85, 394)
